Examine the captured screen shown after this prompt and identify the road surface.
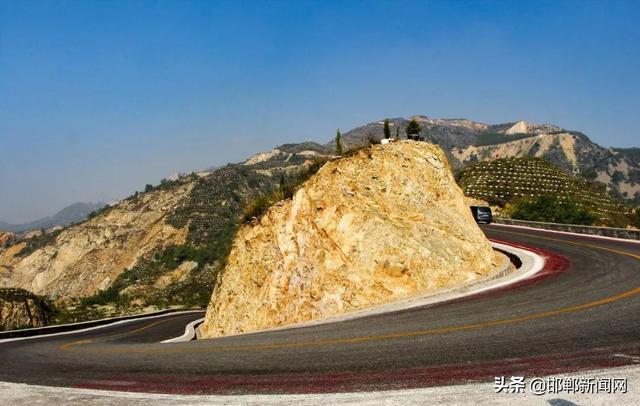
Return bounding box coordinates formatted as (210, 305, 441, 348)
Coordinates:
(0, 225, 638, 394)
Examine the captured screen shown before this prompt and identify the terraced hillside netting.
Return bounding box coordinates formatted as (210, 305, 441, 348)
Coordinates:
(168, 165, 276, 249)
(457, 157, 630, 227)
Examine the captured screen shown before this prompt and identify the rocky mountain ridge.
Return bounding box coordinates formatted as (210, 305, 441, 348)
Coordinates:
(339, 116, 640, 204)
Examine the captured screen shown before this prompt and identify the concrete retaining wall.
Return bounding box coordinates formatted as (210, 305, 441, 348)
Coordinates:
(494, 218, 640, 240)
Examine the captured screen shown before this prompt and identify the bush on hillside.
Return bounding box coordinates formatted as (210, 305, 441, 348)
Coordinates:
(475, 131, 534, 146)
(16, 229, 62, 257)
(506, 194, 597, 225)
(241, 159, 326, 223)
(631, 209, 640, 229)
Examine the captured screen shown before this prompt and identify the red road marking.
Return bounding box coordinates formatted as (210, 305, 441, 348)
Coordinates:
(71, 240, 585, 394)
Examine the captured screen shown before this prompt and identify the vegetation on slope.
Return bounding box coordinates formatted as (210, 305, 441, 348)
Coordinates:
(475, 131, 535, 146)
(504, 195, 597, 225)
(60, 158, 329, 321)
(241, 160, 325, 223)
(16, 229, 62, 257)
(457, 157, 630, 227)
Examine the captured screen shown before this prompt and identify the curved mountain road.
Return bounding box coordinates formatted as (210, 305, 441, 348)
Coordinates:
(1, 225, 639, 394)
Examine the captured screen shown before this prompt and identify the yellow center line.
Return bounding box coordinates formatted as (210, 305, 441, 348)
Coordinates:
(59, 317, 181, 350)
(62, 229, 640, 354)
(494, 227, 640, 260)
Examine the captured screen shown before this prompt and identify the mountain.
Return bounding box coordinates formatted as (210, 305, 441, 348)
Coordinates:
(0, 202, 107, 233)
(338, 116, 640, 205)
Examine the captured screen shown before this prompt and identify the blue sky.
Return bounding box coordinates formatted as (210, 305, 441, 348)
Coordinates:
(1, 0, 639, 223)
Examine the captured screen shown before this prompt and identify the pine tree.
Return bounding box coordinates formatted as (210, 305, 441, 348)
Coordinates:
(335, 129, 343, 155)
(395, 127, 399, 140)
(406, 119, 421, 139)
(383, 119, 391, 139)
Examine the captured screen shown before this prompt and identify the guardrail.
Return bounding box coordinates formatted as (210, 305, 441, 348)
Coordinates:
(0, 309, 202, 340)
(493, 218, 640, 240)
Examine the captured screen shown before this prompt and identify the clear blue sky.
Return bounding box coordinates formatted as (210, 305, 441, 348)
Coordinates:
(1, 1, 639, 223)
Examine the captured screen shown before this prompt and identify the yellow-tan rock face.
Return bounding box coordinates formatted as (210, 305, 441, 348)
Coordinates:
(0, 294, 48, 331)
(200, 141, 497, 338)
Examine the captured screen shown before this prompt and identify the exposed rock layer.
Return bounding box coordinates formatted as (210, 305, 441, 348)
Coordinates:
(0, 185, 192, 298)
(201, 141, 498, 338)
(0, 289, 49, 331)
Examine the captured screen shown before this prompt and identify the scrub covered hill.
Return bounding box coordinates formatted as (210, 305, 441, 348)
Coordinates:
(457, 157, 629, 227)
(0, 143, 333, 324)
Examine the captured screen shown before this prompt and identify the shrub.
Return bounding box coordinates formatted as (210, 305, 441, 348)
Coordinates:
(17, 229, 62, 257)
(507, 194, 597, 225)
(475, 131, 534, 146)
(631, 209, 640, 228)
(366, 134, 381, 145)
(383, 119, 391, 139)
(80, 286, 120, 307)
(335, 129, 343, 155)
(241, 159, 326, 223)
(406, 119, 421, 137)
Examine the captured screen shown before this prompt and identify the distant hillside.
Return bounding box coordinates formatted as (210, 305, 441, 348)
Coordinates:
(0, 202, 107, 233)
(336, 116, 640, 205)
(0, 142, 333, 324)
(457, 157, 629, 227)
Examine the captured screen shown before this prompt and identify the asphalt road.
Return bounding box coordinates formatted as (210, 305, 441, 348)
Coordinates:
(1, 225, 639, 395)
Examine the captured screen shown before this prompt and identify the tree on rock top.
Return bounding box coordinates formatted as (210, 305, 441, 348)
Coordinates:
(335, 129, 343, 155)
(383, 119, 391, 139)
(406, 119, 422, 140)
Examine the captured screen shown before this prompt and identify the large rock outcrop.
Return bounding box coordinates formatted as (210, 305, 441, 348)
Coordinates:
(200, 141, 499, 338)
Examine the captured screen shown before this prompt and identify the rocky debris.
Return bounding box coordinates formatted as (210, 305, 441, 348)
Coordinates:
(200, 141, 499, 338)
(0, 288, 50, 331)
(0, 232, 14, 248)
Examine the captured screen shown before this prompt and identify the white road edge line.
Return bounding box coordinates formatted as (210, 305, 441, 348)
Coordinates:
(161, 317, 205, 343)
(492, 222, 640, 244)
(0, 310, 204, 344)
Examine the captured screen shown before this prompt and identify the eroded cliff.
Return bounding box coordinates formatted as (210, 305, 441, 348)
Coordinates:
(0, 288, 50, 331)
(201, 141, 499, 338)
(0, 184, 192, 298)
